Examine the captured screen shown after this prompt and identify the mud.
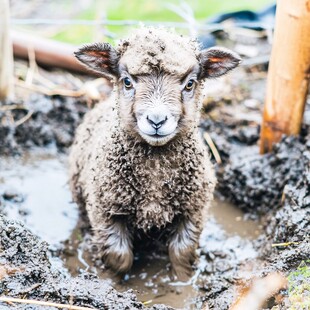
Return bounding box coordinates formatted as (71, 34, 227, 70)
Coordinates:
(0, 152, 263, 309)
(0, 94, 88, 155)
(0, 51, 309, 310)
(263, 160, 310, 271)
(215, 126, 310, 215)
(0, 105, 308, 310)
(0, 153, 78, 245)
(0, 215, 174, 310)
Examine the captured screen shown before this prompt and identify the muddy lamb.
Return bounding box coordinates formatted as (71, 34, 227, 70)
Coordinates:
(69, 28, 240, 279)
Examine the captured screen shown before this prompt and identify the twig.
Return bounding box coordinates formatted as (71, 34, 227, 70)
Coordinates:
(142, 300, 153, 305)
(14, 110, 33, 127)
(0, 296, 96, 310)
(0, 103, 33, 127)
(165, 1, 198, 36)
(203, 132, 222, 164)
(21, 283, 41, 294)
(25, 44, 37, 86)
(34, 70, 59, 89)
(0, 104, 27, 111)
(15, 79, 85, 97)
(272, 241, 301, 247)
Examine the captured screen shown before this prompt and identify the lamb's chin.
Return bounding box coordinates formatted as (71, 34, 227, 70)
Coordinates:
(139, 131, 176, 146)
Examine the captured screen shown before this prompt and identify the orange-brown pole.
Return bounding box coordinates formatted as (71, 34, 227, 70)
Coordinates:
(260, 0, 310, 154)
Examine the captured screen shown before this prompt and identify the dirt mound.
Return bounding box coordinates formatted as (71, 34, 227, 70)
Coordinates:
(202, 116, 310, 215)
(262, 160, 310, 269)
(0, 94, 88, 155)
(0, 216, 173, 310)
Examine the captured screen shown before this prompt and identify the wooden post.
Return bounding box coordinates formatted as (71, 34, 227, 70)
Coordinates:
(0, 0, 14, 101)
(260, 0, 310, 154)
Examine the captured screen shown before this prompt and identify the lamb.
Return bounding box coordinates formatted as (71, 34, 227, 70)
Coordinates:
(69, 28, 241, 279)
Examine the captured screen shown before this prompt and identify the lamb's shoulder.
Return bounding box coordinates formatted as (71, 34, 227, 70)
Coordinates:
(69, 96, 117, 206)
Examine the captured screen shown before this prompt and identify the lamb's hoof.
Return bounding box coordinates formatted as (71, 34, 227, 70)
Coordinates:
(171, 264, 193, 282)
(169, 247, 196, 281)
(103, 248, 134, 274)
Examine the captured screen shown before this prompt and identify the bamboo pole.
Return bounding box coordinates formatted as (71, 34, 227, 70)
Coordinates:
(0, 0, 14, 101)
(260, 0, 310, 154)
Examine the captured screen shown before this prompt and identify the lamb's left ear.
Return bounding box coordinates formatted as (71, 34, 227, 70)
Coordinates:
(198, 47, 241, 79)
(74, 43, 119, 78)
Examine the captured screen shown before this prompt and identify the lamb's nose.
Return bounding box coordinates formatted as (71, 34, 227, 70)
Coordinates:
(147, 115, 168, 129)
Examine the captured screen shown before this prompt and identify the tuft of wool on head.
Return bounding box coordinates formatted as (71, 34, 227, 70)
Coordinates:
(117, 27, 200, 76)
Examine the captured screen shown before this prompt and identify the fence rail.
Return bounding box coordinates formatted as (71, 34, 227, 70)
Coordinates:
(11, 18, 274, 32)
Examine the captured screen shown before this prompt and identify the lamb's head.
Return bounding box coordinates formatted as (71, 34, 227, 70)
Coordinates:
(75, 28, 241, 146)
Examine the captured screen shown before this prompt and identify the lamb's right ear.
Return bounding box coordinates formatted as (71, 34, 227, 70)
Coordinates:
(74, 43, 119, 78)
(198, 47, 241, 79)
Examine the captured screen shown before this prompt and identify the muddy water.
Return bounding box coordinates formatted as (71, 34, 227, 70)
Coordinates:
(0, 151, 78, 246)
(0, 152, 262, 309)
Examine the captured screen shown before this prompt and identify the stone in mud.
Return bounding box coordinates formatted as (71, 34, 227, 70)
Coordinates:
(0, 216, 173, 310)
(2, 189, 24, 203)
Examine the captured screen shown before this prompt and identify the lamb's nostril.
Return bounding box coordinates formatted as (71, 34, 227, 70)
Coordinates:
(147, 115, 168, 129)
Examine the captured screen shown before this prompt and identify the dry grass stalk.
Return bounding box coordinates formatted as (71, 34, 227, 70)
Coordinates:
(0, 296, 96, 310)
(203, 132, 222, 164)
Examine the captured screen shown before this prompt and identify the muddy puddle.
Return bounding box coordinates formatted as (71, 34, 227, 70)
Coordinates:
(0, 151, 263, 309)
(0, 151, 78, 246)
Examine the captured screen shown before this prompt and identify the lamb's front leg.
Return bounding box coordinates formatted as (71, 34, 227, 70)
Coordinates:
(93, 218, 133, 274)
(168, 216, 202, 281)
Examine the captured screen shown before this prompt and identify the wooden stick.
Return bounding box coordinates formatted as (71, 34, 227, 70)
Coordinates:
(260, 0, 310, 154)
(0, 296, 96, 310)
(0, 0, 14, 101)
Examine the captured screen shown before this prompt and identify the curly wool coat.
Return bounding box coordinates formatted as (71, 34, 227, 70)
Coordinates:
(70, 95, 215, 278)
(70, 94, 215, 232)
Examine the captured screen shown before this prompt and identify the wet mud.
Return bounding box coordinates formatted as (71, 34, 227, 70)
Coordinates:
(215, 125, 310, 215)
(0, 94, 88, 155)
(263, 162, 310, 271)
(0, 216, 172, 310)
(0, 152, 263, 309)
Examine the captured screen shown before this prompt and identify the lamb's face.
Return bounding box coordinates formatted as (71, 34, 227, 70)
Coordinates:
(116, 66, 202, 146)
(74, 29, 241, 146)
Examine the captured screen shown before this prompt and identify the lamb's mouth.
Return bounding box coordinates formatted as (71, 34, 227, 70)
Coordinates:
(138, 131, 177, 146)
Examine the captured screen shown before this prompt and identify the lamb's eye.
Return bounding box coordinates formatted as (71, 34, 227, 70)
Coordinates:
(185, 79, 194, 91)
(123, 77, 132, 88)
